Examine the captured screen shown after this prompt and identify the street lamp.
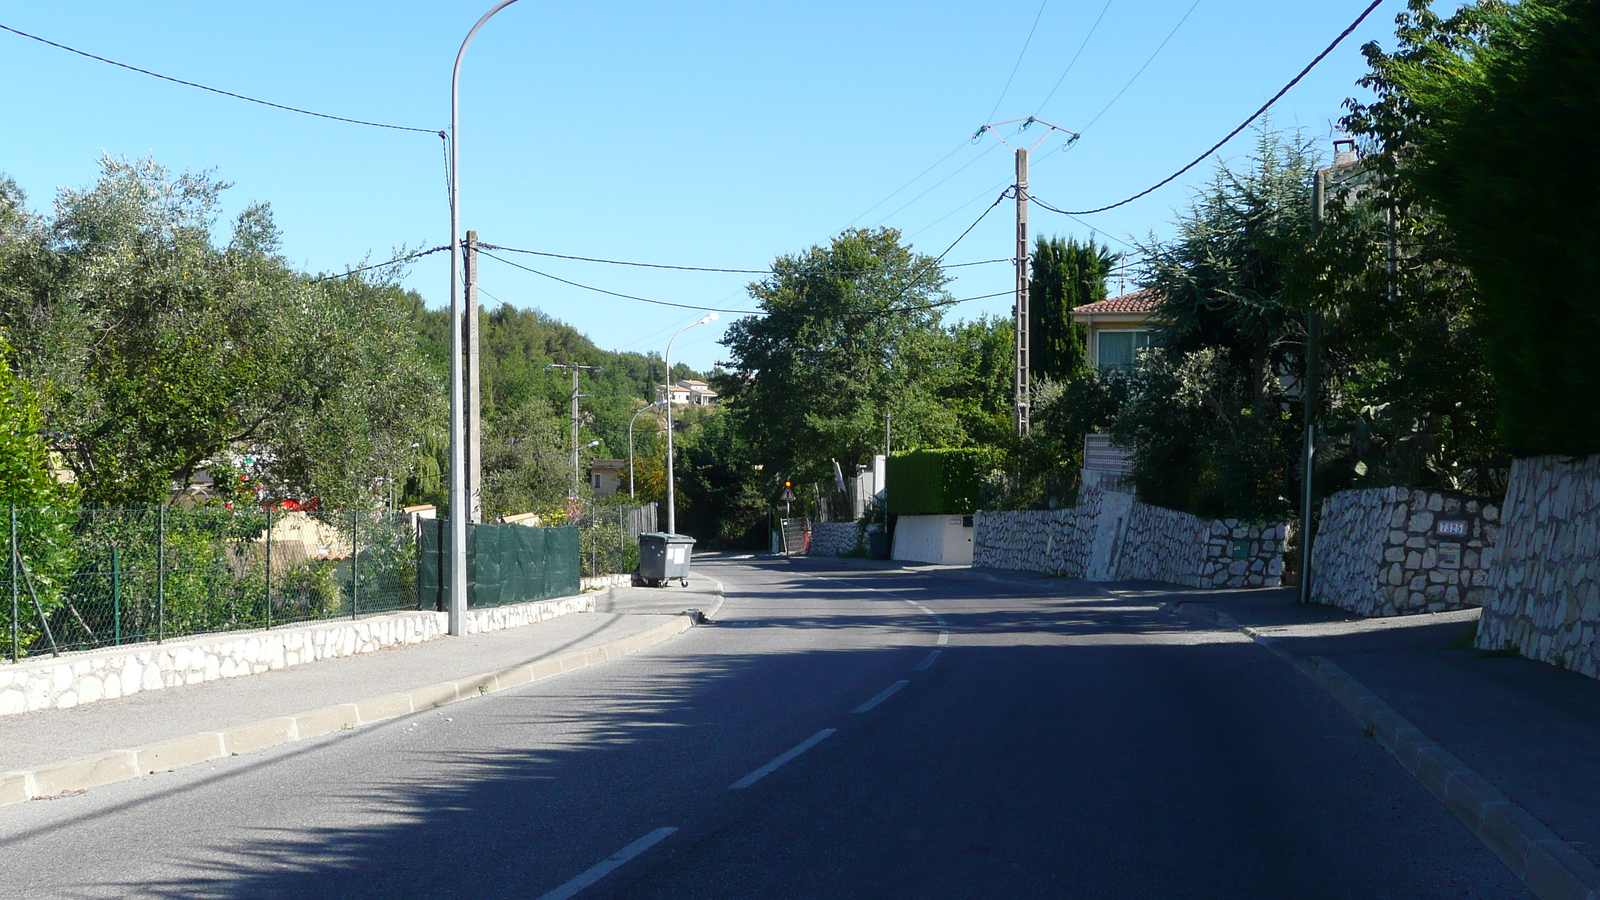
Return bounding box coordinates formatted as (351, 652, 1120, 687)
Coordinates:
(629, 400, 667, 499)
(664, 312, 718, 534)
(446, 0, 524, 636)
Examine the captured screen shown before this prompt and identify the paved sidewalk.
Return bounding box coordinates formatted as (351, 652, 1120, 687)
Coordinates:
(1176, 586, 1600, 875)
(0, 579, 720, 776)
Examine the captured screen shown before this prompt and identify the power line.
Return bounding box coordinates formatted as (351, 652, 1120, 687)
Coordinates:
(308, 245, 450, 282)
(1079, 0, 1202, 134)
(475, 242, 1012, 275)
(985, 0, 1050, 124)
(874, 143, 999, 227)
(479, 244, 766, 274)
(477, 193, 1013, 320)
(1034, 0, 1115, 114)
(846, 140, 972, 227)
(0, 22, 442, 136)
(478, 247, 1013, 321)
(1033, 0, 1387, 216)
(907, 176, 1012, 240)
(478, 250, 755, 313)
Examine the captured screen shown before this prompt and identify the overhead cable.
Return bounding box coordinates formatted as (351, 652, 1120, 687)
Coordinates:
(476, 192, 1015, 319)
(1034, 0, 1115, 114)
(475, 242, 1011, 275)
(1078, 0, 1202, 134)
(985, 0, 1050, 124)
(0, 23, 442, 136)
(479, 244, 766, 274)
(845, 140, 971, 227)
(309, 245, 450, 282)
(1035, 0, 1386, 216)
(874, 143, 999, 227)
(477, 250, 754, 313)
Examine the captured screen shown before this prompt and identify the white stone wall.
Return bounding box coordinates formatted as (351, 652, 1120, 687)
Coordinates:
(1479, 455, 1600, 679)
(973, 490, 1104, 577)
(809, 522, 864, 557)
(0, 594, 593, 717)
(1311, 487, 1499, 617)
(974, 489, 1283, 588)
(1119, 506, 1285, 588)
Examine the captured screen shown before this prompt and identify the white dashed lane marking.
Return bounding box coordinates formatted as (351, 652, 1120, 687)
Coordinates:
(729, 729, 837, 789)
(535, 827, 677, 900)
(852, 680, 910, 714)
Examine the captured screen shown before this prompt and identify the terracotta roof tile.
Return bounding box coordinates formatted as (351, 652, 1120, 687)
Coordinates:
(1070, 288, 1160, 315)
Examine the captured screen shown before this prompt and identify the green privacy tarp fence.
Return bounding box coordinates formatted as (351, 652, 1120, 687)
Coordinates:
(416, 520, 580, 611)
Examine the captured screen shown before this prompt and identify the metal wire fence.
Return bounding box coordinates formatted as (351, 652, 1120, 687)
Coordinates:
(3, 505, 417, 663)
(575, 503, 657, 578)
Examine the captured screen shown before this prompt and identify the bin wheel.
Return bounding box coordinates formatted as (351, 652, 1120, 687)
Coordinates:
(679, 577, 689, 587)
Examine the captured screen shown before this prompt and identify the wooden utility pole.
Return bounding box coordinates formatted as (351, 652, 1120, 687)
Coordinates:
(464, 230, 483, 523)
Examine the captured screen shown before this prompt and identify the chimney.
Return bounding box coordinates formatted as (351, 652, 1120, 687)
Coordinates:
(1333, 138, 1358, 167)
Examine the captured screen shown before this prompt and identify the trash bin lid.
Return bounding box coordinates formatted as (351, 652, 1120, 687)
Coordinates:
(639, 532, 696, 544)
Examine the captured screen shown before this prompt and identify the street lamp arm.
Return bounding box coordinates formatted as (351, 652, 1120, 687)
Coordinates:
(445, 0, 525, 638)
(628, 400, 668, 500)
(664, 313, 718, 534)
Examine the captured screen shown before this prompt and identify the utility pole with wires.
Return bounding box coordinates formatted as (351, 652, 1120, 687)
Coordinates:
(547, 363, 602, 498)
(464, 230, 483, 523)
(974, 116, 1080, 437)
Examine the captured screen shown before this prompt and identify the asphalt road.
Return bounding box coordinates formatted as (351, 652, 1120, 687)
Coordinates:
(0, 556, 1528, 899)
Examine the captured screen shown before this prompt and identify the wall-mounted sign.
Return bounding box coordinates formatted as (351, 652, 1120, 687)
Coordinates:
(1435, 518, 1470, 539)
(1438, 542, 1462, 569)
(1229, 540, 1251, 560)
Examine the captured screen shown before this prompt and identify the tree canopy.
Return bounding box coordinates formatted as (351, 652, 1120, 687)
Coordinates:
(0, 158, 435, 508)
(1346, 0, 1600, 456)
(717, 227, 954, 484)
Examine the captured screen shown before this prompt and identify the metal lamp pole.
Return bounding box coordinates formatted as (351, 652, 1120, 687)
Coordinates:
(629, 400, 666, 499)
(447, 0, 524, 636)
(664, 313, 718, 534)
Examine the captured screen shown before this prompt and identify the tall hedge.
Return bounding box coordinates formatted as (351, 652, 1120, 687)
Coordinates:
(1394, 0, 1600, 455)
(887, 448, 1004, 515)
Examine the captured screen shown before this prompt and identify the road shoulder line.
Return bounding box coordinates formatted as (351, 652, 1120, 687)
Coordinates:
(1166, 599, 1600, 900)
(0, 580, 725, 810)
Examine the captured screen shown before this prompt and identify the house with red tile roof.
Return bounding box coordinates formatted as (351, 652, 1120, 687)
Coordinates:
(1069, 288, 1162, 370)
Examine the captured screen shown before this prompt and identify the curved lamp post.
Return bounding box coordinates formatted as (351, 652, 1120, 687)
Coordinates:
(629, 400, 667, 499)
(446, 0, 525, 635)
(664, 313, 718, 534)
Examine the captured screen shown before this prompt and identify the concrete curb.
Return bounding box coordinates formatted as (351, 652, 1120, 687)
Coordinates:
(0, 581, 725, 810)
(1166, 600, 1600, 900)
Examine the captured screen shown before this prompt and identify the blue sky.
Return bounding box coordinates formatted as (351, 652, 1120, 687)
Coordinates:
(1, 1, 1417, 373)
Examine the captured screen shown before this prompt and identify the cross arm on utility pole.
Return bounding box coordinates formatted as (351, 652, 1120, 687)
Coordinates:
(547, 363, 604, 498)
(974, 116, 1081, 438)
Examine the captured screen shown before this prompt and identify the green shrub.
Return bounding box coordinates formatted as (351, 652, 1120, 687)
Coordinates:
(888, 448, 1004, 515)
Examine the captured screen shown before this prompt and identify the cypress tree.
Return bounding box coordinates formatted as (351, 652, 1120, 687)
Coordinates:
(1029, 235, 1118, 382)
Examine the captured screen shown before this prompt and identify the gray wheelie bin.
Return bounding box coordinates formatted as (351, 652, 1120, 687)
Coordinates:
(636, 532, 696, 587)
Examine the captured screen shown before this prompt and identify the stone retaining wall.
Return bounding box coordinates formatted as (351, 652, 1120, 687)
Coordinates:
(972, 490, 1104, 577)
(974, 489, 1283, 588)
(1311, 487, 1499, 617)
(0, 594, 594, 717)
(809, 522, 864, 557)
(1478, 454, 1600, 679)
